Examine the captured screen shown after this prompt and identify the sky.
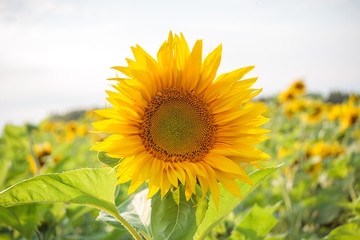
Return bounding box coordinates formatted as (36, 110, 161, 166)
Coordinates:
(1, 0, 360, 129)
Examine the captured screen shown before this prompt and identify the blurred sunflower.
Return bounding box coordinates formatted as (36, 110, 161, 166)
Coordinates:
(278, 89, 295, 103)
(339, 97, 359, 131)
(289, 80, 306, 96)
(283, 98, 307, 118)
(306, 141, 343, 159)
(278, 80, 306, 104)
(327, 104, 341, 121)
(302, 101, 324, 124)
(306, 141, 331, 159)
(91, 32, 270, 208)
(27, 142, 52, 174)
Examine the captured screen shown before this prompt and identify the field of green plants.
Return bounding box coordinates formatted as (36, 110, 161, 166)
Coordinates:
(0, 83, 359, 240)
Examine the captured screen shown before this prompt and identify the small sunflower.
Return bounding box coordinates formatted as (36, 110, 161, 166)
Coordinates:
(91, 32, 270, 208)
(278, 89, 295, 103)
(290, 80, 306, 96)
(27, 142, 52, 174)
(327, 104, 341, 121)
(278, 80, 306, 104)
(339, 98, 359, 131)
(301, 101, 324, 124)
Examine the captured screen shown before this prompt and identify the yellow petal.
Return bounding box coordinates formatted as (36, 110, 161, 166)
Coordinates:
(91, 135, 144, 157)
(172, 162, 186, 185)
(214, 169, 243, 199)
(181, 162, 196, 196)
(197, 44, 222, 94)
(148, 158, 162, 199)
(203, 66, 255, 102)
(183, 40, 202, 91)
(205, 153, 245, 176)
(111, 66, 133, 78)
(203, 164, 220, 209)
(128, 155, 152, 194)
(166, 164, 179, 187)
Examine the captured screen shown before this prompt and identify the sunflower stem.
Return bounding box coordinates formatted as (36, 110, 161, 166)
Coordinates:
(29, 135, 40, 175)
(109, 210, 143, 240)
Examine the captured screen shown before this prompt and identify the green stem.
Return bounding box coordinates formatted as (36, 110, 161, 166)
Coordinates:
(348, 174, 357, 202)
(110, 210, 143, 240)
(29, 136, 40, 175)
(35, 229, 42, 240)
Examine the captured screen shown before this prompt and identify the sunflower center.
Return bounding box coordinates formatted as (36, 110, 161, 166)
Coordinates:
(139, 88, 216, 162)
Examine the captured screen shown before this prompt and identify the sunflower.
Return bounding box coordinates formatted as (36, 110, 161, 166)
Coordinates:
(278, 89, 295, 103)
(283, 98, 307, 118)
(339, 98, 359, 131)
(91, 32, 270, 208)
(278, 80, 306, 104)
(289, 80, 306, 96)
(301, 101, 324, 124)
(27, 142, 52, 174)
(327, 104, 341, 121)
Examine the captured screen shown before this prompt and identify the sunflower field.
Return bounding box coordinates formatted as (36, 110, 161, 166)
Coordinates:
(1, 32, 360, 240)
(0, 80, 359, 240)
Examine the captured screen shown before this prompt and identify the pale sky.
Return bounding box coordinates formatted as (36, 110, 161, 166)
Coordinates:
(1, 0, 360, 129)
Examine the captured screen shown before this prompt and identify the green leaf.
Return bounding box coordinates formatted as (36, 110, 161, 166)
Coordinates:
(355, 197, 360, 217)
(233, 204, 278, 240)
(150, 186, 197, 240)
(0, 159, 9, 190)
(328, 155, 350, 179)
(0, 168, 116, 213)
(302, 189, 343, 225)
(195, 195, 209, 226)
(0, 204, 48, 240)
(99, 186, 199, 240)
(0, 168, 142, 240)
(194, 165, 281, 240)
(98, 151, 122, 168)
(325, 223, 360, 240)
(98, 189, 153, 239)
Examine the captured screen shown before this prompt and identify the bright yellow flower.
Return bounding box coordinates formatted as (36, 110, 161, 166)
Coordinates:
(289, 80, 306, 96)
(327, 104, 341, 121)
(278, 80, 306, 104)
(53, 155, 62, 164)
(283, 98, 307, 118)
(278, 89, 295, 103)
(301, 101, 324, 124)
(307, 161, 323, 180)
(33, 142, 52, 160)
(65, 121, 78, 141)
(64, 121, 88, 141)
(306, 141, 343, 159)
(27, 142, 53, 174)
(330, 142, 344, 157)
(306, 141, 330, 159)
(277, 147, 290, 159)
(339, 99, 359, 131)
(91, 32, 270, 208)
(26, 155, 37, 175)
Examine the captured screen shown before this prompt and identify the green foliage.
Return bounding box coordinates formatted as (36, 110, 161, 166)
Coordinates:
(0, 168, 117, 213)
(98, 151, 122, 168)
(0, 204, 48, 240)
(98, 189, 152, 239)
(232, 204, 278, 240)
(1, 93, 360, 239)
(325, 223, 360, 239)
(194, 166, 281, 240)
(0, 168, 132, 239)
(0, 125, 31, 188)
(97, 166, 279, 240)
(151, 186, 197, 240)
